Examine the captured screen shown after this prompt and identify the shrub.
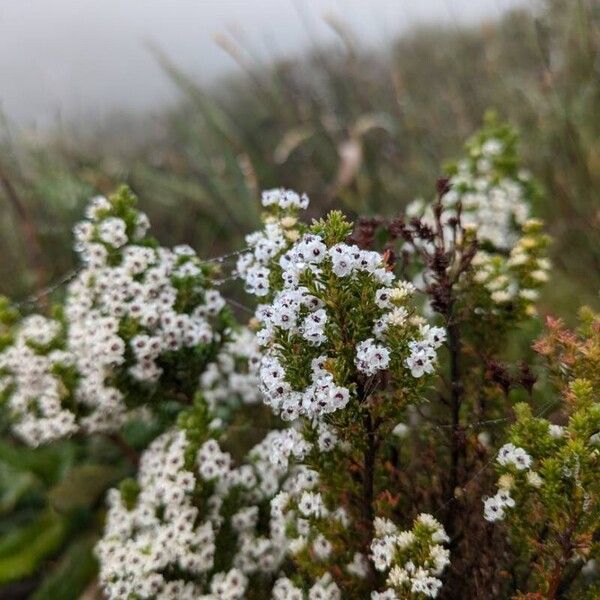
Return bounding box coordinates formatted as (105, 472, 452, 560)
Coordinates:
(0, 119, 597, 599)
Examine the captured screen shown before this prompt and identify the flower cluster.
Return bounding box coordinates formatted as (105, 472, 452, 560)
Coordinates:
(272, 574, 341, 600)
(0, 315, 77, 445)
(261, 188, 310, 211)
(467, 218, 549, 318)
(480, 312, 600, 594)
(7, 115, 592, 599)
(484, 398, 599, 525)
(483, 487, 517, 523)
(97, 404, 304, 599)
(250, 209, 441, 424)
(200, 328, 262, 410)
(0, 187, 229, 445)
(405, 324, 446, 378)
(483, 441, 532, 523)
(235, 188, 307, 297)
(97, 429, 225, 600)
(355, 338, 391, 376)
(370, 515, 450, 599)
(442, 144, 530, 251)
(259, 352, 350, 421)
(267, 463, 366, 596)
(270, 466, 345, 561)
(225, 193, 450, 596)
(451, 121, 551, 318)
(496, 442, 532, 470)
(403, 116, 550, 323)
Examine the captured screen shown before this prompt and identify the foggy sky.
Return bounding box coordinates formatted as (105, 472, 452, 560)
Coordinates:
(0, 0, 527, 129)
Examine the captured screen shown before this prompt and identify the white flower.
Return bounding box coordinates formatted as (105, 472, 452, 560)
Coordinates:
(298, 491, 327, 518)
(410, 569, 443, 598)
(387, 565, 409, 586)
(497, 443, 532, 470)
(375, 287, 394, 309)
(346, 552, 370, 578)
(392, 423, 409, 438)
(405, 340, 437, 378)
(98, 217, 128, 247)
(429, 544, 450, 575)
(495, 488, 515, 508)
(519, 288, 539, 301)
(371, 536, 396, 571)
(491, 289, 513, 304)
(390, 281, 415, 301)
(526, 471, 543, 488)
(261, 188, 309, 210)
(301, 309, 328, 346)
(531, 269, 549, 283)
(329, 244, 355, 277)
(483, 495, 505, 522)
(374, 517, 399, 537)
(418, 324, 446, 348)
(395, 531, 415, 549)
(482, 139, 503, 156)
(548, 424, 565, 439)
(372, 589, 398, 600)
(355, 338, 391, 376)
(308, 573, 341, 600)
(312, 534, 332, 560)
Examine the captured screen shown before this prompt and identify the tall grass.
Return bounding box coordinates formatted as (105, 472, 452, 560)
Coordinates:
(0, 0, 598, 310)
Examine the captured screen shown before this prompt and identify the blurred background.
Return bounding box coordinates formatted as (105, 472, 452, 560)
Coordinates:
(1, 0, 598, 312)
(0, 0, 598, 597)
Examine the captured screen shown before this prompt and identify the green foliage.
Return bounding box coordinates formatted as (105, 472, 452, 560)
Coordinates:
(0, 430, 131, 596)
(0, 510, 68, 584)
(118, 478, 140, 511)
(309, 211, 354, 246)
(178, 394, 214, 469)
(0, 297, 18, 351)
(48, 465, 121, 514)
(491, 312, 600, 597)
(30, 535, 97, 600)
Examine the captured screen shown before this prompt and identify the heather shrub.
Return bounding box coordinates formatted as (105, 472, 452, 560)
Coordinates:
(0, 120, 597, 599)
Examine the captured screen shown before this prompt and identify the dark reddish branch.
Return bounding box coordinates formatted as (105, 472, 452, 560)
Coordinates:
(0, 165, 48, 299)
(361, 406, 380, 587)
(547, 564, 565, 600)
(427, 194, 465, 524)
(362, 410, 377, 530)
(106, 433, 140, 467)
(446, 321, 464, 535)
(391, 183, 476, 536)
(352, 180, 478, 541)
(356, 376, 382, 585)
(546, 514, 581, 600)
(556, 525, 600, 597)
(431, 262, 465, 534)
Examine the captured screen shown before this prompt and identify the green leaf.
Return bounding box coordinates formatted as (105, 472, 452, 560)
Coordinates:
(0, 440, 77, 486)
(31, 536, 97, 600)
(0, 511, 68, 584)
(48, 465, 121, 514)
(0, 469, 39, 515)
